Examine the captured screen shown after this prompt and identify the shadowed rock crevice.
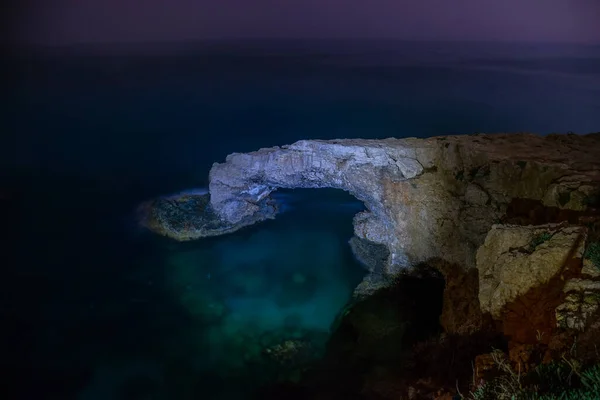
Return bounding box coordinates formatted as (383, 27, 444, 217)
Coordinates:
(427, 259, 490, 336)
(502, 198, 600, 226)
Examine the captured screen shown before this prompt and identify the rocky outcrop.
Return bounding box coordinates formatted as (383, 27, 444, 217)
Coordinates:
(476, 223, 588, 319)
(475, 222, 600, 331)
(142, 133, 600, 279)
(474, 220, 600, 355)
(557, 278, 600, 331)
(556, 255, 600, 331)
(137, 191, 278, 241)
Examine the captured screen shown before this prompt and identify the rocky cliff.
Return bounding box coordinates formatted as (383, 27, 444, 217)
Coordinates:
(143, 133, 600, 275)
(140, 132, 600, 398)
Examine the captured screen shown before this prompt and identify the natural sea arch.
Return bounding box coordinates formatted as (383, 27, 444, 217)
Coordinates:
(143, 134, 600, 292)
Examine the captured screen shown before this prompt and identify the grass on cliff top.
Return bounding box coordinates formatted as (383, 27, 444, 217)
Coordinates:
(465, 352, 600, 400)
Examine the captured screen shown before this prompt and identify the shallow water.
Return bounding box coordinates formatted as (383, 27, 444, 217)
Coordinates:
(4, 40, 600, 399)
(162, 189, 366, 368)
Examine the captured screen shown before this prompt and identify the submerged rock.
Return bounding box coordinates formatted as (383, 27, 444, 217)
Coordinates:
(137, 192, 278, 240)
(263, 339, 314, 366)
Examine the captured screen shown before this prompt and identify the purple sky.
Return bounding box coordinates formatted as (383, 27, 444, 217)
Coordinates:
(20, 0, 600, 44)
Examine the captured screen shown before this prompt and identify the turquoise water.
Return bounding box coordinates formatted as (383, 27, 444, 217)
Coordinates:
(4, 40, 600, 399)
(8, 184, 367, 399)
(72, 188, 365, 399)
(160, 189, 365, 370)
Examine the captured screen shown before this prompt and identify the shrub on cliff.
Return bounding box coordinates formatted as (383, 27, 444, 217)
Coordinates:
(585, 242, 600, 270)
(528, 363, 600, 399)
(465, 360, 600, 400)
(529, 232, 553, 250)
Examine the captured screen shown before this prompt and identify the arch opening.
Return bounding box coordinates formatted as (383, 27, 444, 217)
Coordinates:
(160, 187, 372, 393)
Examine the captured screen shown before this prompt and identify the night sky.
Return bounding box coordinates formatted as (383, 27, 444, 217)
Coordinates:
(15, 0, 600, 44)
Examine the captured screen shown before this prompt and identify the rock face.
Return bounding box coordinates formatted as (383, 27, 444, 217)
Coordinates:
(207, 133, 600, 274)
(557, 278, 600, 331)
(475, 221, 600, 348)
(477, 223, 588, 319)
(556, 255, 600, 331)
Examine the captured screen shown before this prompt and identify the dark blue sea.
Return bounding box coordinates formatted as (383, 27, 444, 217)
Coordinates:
(3, 40, 600, 399)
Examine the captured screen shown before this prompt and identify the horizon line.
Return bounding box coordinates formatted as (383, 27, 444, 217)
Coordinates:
(16, 37, 600, 48)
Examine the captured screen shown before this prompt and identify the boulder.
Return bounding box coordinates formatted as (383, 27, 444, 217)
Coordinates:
(476, 223, 587, 319)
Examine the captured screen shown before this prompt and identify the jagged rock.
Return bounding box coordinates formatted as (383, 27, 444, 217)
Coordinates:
(477, 223, 588, 319)
(137, 192, 278, 240)
(556, 279, 600, 330)
(142, 133, 600, 279)
(582, 258, 600, 278)
(348, 236, 390, 273)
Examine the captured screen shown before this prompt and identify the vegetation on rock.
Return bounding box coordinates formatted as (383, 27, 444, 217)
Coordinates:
(530, 232, 553, 249)
(465, 354, 600, 400)
(585, 242, 600, 270)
